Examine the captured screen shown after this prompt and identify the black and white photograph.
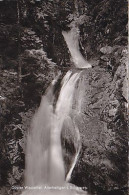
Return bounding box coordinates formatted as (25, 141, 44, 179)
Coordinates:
(0, 0, 128, 195)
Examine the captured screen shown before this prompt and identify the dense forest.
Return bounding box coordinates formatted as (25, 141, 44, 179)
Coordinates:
(0, 0, 128, 195)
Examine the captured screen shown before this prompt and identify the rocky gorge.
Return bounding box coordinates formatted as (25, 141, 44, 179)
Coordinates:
(0, 0, 128, 195)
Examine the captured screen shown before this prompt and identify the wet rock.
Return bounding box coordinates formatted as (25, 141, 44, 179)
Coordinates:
(108, 108, 117, 117)
(100, 46, 113, 54)
(12, 166, 22, 181)
(8, 172, 17, 186)
(100, 56, 109, 62)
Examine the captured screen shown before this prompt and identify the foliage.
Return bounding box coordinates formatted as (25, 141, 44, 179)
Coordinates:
(0, 0, 128, 194)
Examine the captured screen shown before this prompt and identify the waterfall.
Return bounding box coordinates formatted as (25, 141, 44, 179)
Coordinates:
(62, 28, 91, 69)
(48, 71, 80, 186)
(66, 123, 81, 182)
(21, 71, 81, 195)
(21, 27, 91, 195)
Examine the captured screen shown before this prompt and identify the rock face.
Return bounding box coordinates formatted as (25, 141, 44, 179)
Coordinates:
(61, 47, 128, 194)
(0, 0, 128, 195)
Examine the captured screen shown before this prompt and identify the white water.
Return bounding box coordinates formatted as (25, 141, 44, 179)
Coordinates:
(62, 28, 91, 69)
(21, 71, 81, 195)
(21, 27, 91, 195)
(66, 122, 81, 182)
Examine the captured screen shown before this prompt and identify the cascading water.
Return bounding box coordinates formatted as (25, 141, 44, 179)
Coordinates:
(21, 71, 82, 195)
(21, 27, 91, 195)
(62, 28, 91, 69)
